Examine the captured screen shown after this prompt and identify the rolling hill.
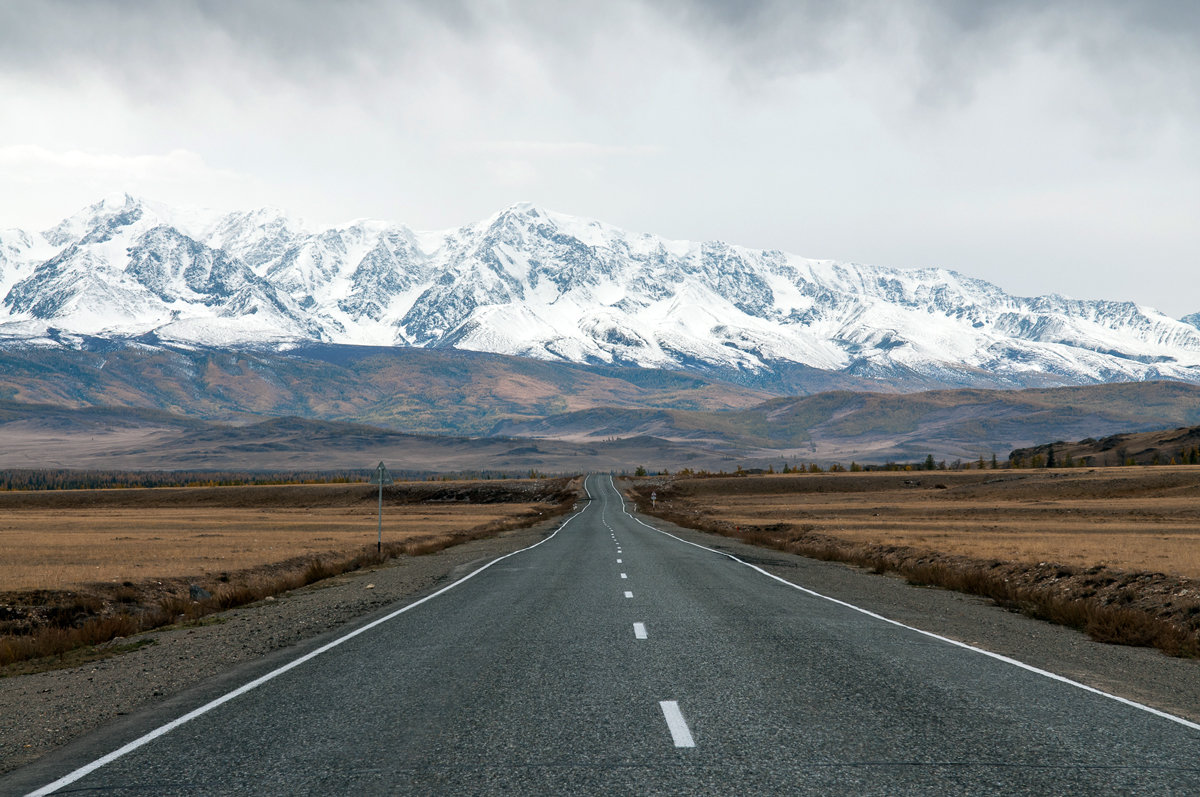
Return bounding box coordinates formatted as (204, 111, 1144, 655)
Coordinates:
(491, 381, 1200, 463)
(1011, 426, 1200, 468)
(5, 350, 1200, 469)
(0, 340, 772, 436)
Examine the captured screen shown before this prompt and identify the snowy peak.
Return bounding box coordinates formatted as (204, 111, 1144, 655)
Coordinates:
(1, 196, 1199, 391)
(4, 199, 319, 342)
(202, 206, 307, 273)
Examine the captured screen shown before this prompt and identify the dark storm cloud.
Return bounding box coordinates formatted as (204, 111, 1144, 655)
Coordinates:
(3, 1, 1197, 116)
(0, 0, 486, 99)
(650, 0, 1200, 112)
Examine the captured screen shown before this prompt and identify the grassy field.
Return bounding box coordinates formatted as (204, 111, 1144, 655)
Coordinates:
(649, 468, 1200, 578)
(0, 479, 578, 668)
(0, 504, 545, 591)
(629, 467, 1200, 656)
(0, 497, 546, 591)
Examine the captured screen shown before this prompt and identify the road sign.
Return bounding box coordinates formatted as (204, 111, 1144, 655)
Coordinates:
(371, 462, 393, 554)
(372, 461, 392, 485)
(651, 491, 657, 507)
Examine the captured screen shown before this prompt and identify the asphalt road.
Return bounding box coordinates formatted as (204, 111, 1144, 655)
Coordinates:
(7, 474, 1200, 795)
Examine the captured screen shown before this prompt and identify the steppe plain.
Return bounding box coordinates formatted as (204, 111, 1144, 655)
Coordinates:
(0, 481, 559, 592)
(638, 467, 1200, 578)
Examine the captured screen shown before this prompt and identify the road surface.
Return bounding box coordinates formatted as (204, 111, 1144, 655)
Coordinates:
(7, 474, 1199, 795)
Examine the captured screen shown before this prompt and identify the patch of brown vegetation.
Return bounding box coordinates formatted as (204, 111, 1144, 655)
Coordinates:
(628, 468, 1200, 657)
(0, 478, 580, 670)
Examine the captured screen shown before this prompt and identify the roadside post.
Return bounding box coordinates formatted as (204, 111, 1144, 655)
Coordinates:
(371, 461, 393, 554)
(651, 491, 657, 508)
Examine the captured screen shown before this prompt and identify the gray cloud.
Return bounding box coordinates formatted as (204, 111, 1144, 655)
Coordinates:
(652, 0, 1200, 114)
(0, 1, 1196, 315)
(3, 1, 1197, 118)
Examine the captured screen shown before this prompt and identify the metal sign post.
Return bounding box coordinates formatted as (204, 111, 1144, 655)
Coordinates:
(651, 491, 657, 508)
(371, 461, 393, 554)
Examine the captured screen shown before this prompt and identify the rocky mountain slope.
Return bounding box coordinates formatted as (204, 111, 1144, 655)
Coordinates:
(2, 194, 1198, 391)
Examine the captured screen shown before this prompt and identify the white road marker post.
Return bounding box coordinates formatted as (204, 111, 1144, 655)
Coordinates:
(371, 461, 393, 555)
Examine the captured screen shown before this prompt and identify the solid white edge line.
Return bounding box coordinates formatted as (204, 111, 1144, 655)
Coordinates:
(612, 477, 1200, 735)
(659, 700, 696, 747)
(26, 480, 599, 797)
(634, 622, 648, 639)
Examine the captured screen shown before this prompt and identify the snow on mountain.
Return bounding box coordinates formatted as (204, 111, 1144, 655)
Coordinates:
(2, 194, 319, 342)
(1, 195, 1199, 390)
(0, 226, 57, 299)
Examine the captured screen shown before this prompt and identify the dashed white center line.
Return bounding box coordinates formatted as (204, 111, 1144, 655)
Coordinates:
(624, 591, 633, 598)
(617, 558, 622, 563)
(620, 573, 627, 579)
(659, 701, 696, 747)
(633, 622, 647, 639)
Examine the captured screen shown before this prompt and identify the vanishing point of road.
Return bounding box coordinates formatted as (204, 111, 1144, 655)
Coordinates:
(7, 475, 1199, 795)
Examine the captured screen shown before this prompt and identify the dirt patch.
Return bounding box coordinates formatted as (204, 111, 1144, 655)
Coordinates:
(628, 468, 1200, 657)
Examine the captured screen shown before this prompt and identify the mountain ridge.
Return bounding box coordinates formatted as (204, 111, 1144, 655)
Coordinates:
(2, 194, 1198, 390)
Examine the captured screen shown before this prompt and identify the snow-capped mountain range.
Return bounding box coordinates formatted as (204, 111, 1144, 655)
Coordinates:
(2, 193, 1199, 389)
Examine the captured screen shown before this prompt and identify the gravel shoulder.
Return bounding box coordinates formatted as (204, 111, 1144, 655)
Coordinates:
(5, 502, 1199, 782)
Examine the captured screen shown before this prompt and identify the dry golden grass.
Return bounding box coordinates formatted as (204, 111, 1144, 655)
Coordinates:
(0, 479, 580, 669)
(0, 504, 542, 591)
(663, 467, 1200, 579)
(0, 480, 567, 592)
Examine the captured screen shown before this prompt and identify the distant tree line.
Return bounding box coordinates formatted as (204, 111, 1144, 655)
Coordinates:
(0, 468, 579, 491)
(649, 445, 1200, 477)
(1008, 443, 1200, 469)
(0, 469, 371, 491)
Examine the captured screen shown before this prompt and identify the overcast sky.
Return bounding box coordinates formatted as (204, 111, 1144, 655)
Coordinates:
(1, 0, 1197, 315)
